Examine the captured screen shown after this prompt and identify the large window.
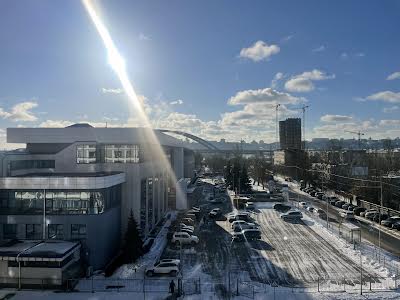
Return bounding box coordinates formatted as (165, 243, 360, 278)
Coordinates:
(3, 224, 17, 239)
(10, 160, 55, 171)
(0, 185, 121, 215)
(77, 144, 96, 164)
(71, 224, 86, 239)
(104, 144, 140, 163)
(48, 224, 64, 239)
(26, 224, 42, 239)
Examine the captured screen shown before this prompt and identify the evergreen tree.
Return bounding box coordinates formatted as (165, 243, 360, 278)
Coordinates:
(225, 160, 233, 189)
(123, 209, 144, 263)
(240, 164, 252, 193)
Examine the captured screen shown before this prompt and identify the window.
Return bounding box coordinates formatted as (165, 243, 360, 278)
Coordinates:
(26, 224, 42, 239)
(140, 179, 147, 235)
(48, 224, 64, 239)
(10, 160, 55, 171)
(3, 224, 17, 239)
(77, 144, 96, 164)
(147, 178, 153, 231)
(71, 224, 86, 239)
(104, 144, 140, 163)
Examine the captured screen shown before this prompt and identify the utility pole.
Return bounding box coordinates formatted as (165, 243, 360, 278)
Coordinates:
(379, 176, 383, 262)
(275, 104, 281, 149)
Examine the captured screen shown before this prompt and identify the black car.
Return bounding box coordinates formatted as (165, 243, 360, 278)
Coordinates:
(392, 222, 400, 230)
(342, 203, 351, 210)
(353, 207, 366, 216)
(273, 203, 291, 212)
(347, 205, 355, 211)
(372, 213, 389, 223)
(335, 200, 345, 208)
(329, 198, 339, 205)
(310, 191, 318, 197)
(381, 216, 400, 228)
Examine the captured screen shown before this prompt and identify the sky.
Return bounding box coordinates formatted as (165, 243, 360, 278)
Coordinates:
(0, 0, 400, 148)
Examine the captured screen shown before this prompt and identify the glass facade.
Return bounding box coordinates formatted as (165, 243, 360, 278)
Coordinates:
(140, 179, 147, 235)
(10, 160, 55, 171)
(0, 185, 121, 215)
(147, 177, 153, 232)
(76, 144, 96, 164)
(71, 224, 87, 239)
(76, 144, 140, 164)
(3, 224, 17, 239)
(26, 224, 42, 239)
(48, 224, 64, 239)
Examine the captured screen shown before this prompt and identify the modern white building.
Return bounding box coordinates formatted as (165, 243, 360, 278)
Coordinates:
(0, 124, 195, 269)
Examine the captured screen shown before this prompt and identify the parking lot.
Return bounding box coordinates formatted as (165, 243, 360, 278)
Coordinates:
(160, 184, 383, 288)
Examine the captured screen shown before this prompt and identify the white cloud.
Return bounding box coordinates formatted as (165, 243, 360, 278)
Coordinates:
(355, 52, 365, 57)
(0, 101, 38, 122)
(39, 120, 74, 128)
(383, 106, 399, 113)
(387, 72, 400, 81)
(340, 52, 348, 59)
(101, 88, 124, 94)
(366, 91, 400, 103)
(320, 114, 353, 122)
(281, 35, 293, 42)
(379, 119, 400, 126)
(228, 87, 303, 106)
(284, 69, 335, 93)
(138, 33, 151, 41)
(169, 99, 184, 105)
(271, 72, 284, 88)
(239, 41, 280, 62)
(312, 45, 325, 52)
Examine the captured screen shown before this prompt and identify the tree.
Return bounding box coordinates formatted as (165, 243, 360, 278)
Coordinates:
(123, 209, 144, 263)
(239, 164, 252, 193)
(224, 160, 233, 189)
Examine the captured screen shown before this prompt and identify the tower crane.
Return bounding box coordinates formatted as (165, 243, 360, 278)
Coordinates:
(293, 104, 310, 149)
(345, 130, 365, 149)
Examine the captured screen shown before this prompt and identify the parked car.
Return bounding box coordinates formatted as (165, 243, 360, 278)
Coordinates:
(245, 202, 255, 210)
(316, 192, 324, 200)
(353, 207, 366, 216)
(299, 202, 308, 208)
(335, 200, 345, 208)
(340, 211, 355, 220)
(155, 259, 181, 267)
(392, 221, 400, 230)
(228, 212, 251, 223)
(232, 222, 258, 232)
(365, 211, 379, 221)
(181, 218, 195, 226)
(307, 206, 316, 213)
(180, 223, 194, 231)
(360, 209, 377, 218)
(342, 203, 351, 210)
(171, 232, 199, 245)
(281, 211, 303, 221)
(209, 208, 222, 218)
(310, 191, 318, 197)
(273, 203, 291, 212)
(372, 213, 389, 223)
(242, 228, 261, 240)
(146, 262, 179, 277)
(381, 216, 400, 228)
(329, 198, 339, 205)
(347, 205, 355, 211)
(315, 208, 327, 217)
(231, 220, 248, 229)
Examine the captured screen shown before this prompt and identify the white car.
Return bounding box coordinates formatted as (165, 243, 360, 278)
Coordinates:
(209, 208, 222, 217)
(146, 262, 179, 277)
(180, 223, 194, 231)
(156, 258, 181, 266)
(231, 220, 248, 229)
(245, 202, 255, 210)
(340, 211, 355, 220)
(299, 202, 308, 208)
(172, 232, 199, 245)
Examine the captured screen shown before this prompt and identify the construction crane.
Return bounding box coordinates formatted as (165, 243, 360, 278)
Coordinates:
(345, 130, 365, 149)
(293, 104, 310, 149)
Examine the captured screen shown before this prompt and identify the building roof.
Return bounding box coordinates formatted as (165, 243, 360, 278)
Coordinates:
(0, 240, 80, 261)
(7, 127, 186, 148)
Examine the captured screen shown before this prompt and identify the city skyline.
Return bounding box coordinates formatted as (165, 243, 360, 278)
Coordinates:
(1, 0, 400, 149)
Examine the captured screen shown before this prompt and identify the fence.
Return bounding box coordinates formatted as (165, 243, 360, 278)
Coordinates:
(0, 277, 65, 289)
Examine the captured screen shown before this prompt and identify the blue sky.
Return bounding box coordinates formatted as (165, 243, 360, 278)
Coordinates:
(0, 0, 400, 148)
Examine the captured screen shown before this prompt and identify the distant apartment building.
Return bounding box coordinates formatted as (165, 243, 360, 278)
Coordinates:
(279, 118, 302, 150)
(0, 124, 195, 270)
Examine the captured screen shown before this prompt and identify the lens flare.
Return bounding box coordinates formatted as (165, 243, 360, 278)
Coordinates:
(82, 0, 181, 209)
